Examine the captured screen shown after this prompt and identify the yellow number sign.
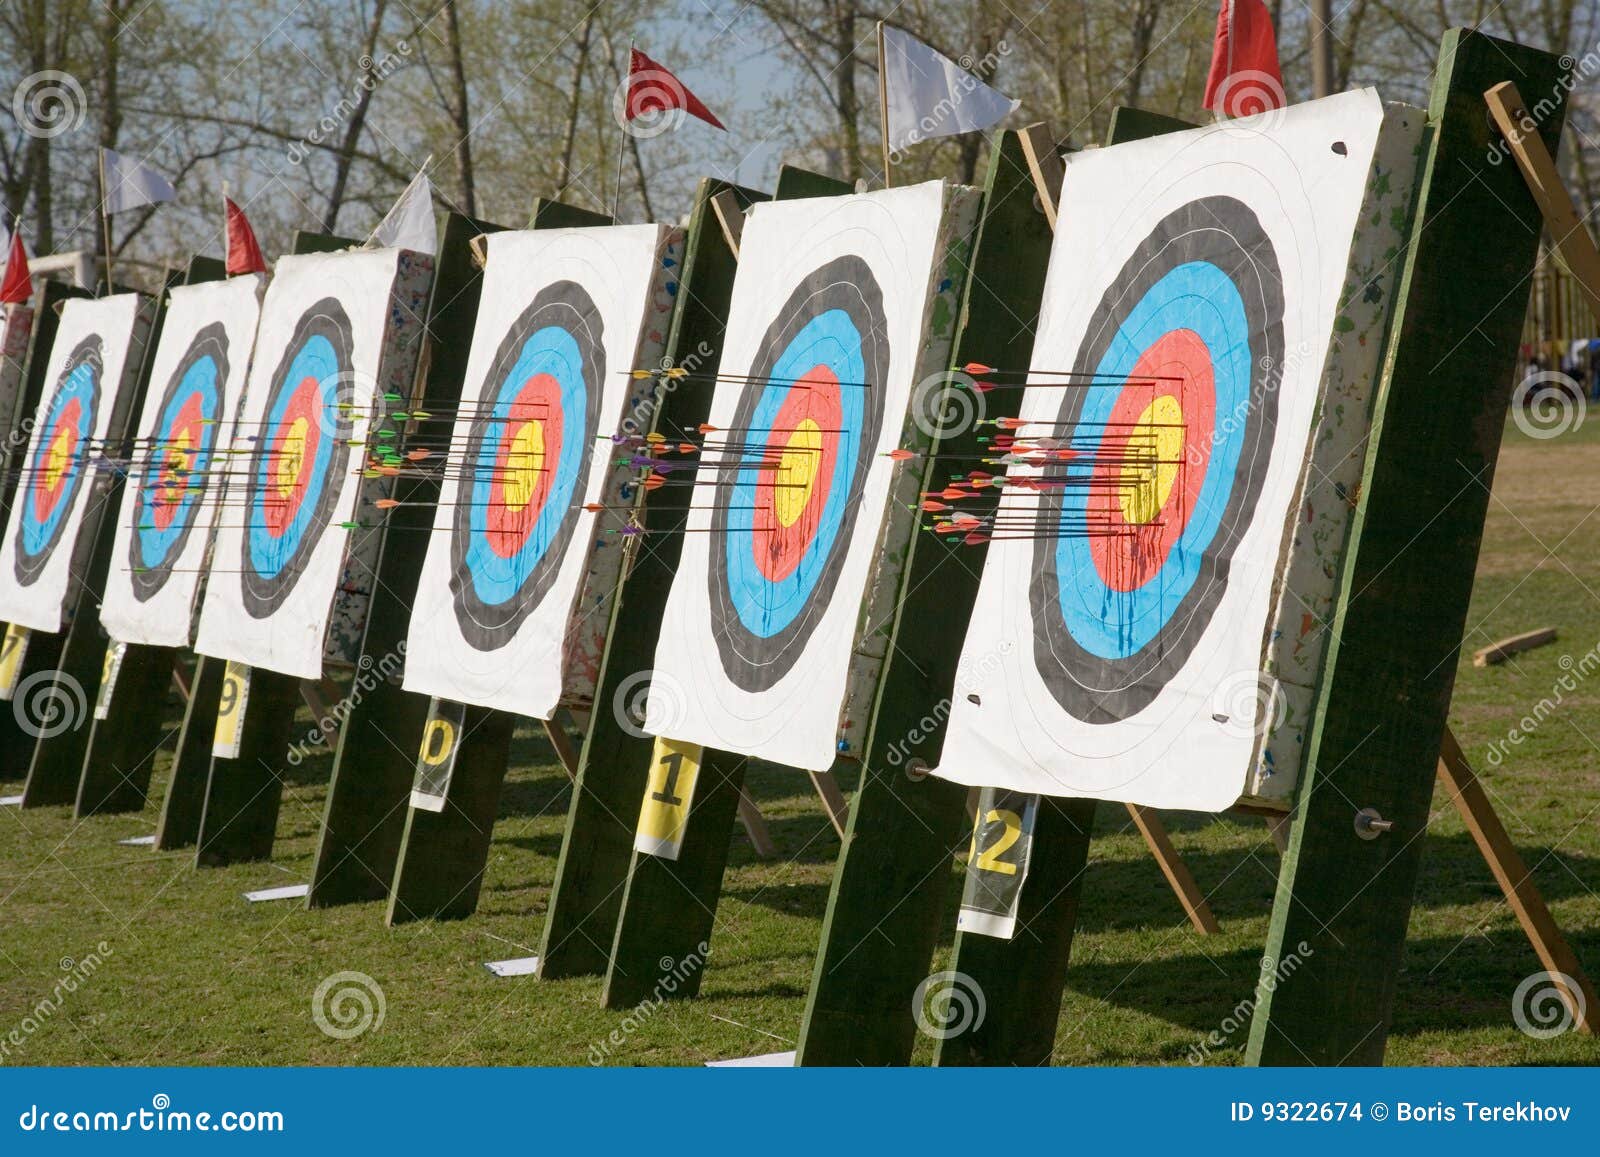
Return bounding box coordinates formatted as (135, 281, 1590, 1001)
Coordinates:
(633, 737, 703, 861)
(0, 625, 31, 700)
(212, 661, 251, 759)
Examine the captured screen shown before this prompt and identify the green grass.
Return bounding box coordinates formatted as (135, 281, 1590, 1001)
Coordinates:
(3, 417, 1600, 1067)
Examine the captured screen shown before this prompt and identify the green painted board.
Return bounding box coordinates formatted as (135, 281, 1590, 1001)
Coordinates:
(594, 171, 846, 999)
(153, 655, 224, 849)
(795, 131, 1054, 1066)
(308, 212, 505, 908)
(381, 203, 613, 924)
(1248, 29, 1567, 1066)
(76, 256, 229, 817)
(932, 108, 1195, 1067)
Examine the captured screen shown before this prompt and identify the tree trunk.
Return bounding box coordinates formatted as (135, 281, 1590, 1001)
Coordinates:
(440, 0, 475, 216)
(323, 0, 391, 233)
(556, 12, 595, 200)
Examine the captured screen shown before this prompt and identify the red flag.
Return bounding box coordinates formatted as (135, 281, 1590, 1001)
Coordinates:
(626, 49, 725, 131)
(1202, 0, 1285, 118)
(224, 195, 268, 276)
(0, 229, 31, 305)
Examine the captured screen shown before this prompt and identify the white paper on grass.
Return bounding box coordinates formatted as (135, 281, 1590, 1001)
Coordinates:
(194, 249, 402, 679)
(933, 90, 1398, 812)
(401, 225, 672, 718)
(100, 276, 264, 647)
(0, 295, 144, 633)
(646, 182, 950, 771)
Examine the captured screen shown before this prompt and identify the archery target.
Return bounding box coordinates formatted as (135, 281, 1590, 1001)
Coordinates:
(647, 182, 959, 771)
(706, 254, 890, 692)
(935, 89, 1409, 811)
(195, 250, 409, 679)
(0, 294, 148, 633)
(101, 276, 264, 647)
(403, 224, 679, 718)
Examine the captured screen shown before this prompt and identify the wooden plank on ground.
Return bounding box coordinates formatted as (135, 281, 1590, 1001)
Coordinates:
(1473, 627, 1557, 667)
(1248, 29, 1568, 1067)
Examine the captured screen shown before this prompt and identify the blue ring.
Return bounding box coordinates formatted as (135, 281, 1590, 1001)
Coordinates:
(134, 355, 220, 568)
(247, 333, 340, 581)
(22, 358, 99, 558)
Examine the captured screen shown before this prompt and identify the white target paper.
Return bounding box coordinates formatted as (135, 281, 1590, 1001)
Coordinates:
(194, 249, 404, 679)
(933, 90, 1418, 811)
(646, 181, 953, 771)
(100, 276, 264, 647)
(402, 224, 676, 718)
(0, 294, 147, 633)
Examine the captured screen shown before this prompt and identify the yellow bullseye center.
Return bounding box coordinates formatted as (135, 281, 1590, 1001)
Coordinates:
(275, 418, 310, 496)
(43, 429, 73, 492)
(162, 432, 194, 501)
(1119, 395, 1183, 525)
(773, 417, 822, 528)
(502, 420, 545, 512)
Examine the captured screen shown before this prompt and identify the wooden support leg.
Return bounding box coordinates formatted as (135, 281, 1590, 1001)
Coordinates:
(75, 642, 175, 816)
(808, 769, 849, 840)
(602, 752, 747, 1008)
(1436, 727, 1596, 1032)
(154, 655, 225, 850)
(544, 712, 579, 780)
(1248, 30, 1567, 1066)
(1126, 804, 1220, 935)
(386, 703, 515, 924)
(735, 787, 775, 857)
(935, 797, 1097, 1066)
(194, 668, 301, 867)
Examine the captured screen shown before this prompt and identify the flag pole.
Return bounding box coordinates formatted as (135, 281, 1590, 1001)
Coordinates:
(98, 149, 115, 293)
(878, 22, 892, 189)
(613, 37, 634, 222)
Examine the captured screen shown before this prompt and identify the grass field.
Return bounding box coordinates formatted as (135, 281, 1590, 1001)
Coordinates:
(3, 417, 1600, 1068)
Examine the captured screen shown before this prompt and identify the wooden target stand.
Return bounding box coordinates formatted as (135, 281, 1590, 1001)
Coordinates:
(67, 256, 229, 818)
(189, 229, 436, 867)
(0, 279, 87, 767)
(378, 198, 615, 925)
(800, 29, 1591, 1068)
(303, 208, 508, 908)
(3, 276, 165, 809)
(531, 166, 854, 986)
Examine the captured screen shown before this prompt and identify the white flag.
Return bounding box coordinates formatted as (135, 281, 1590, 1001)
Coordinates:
(101, 149, 176, 215)
(881, 25, 1019, 153)
(368, 169, 437, 255)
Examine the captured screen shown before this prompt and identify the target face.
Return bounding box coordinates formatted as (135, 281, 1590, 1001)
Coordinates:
(128, 323, 230, 601)
(1030, 197, 1284, 722)
(14, 336, 103, 587)
(706, 255, 890, 692)
(448, 281, 605, 651)
(239, 298, 355, 619)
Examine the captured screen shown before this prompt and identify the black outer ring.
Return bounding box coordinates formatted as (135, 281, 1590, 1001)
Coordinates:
(239, 298, 355, 619)
(706, 254, 890, 693)
(448, 281, 605, 651)
(14, 336, 103, 587)
(1029, 196, 1285, 724)
(128, 322, 231, 602)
